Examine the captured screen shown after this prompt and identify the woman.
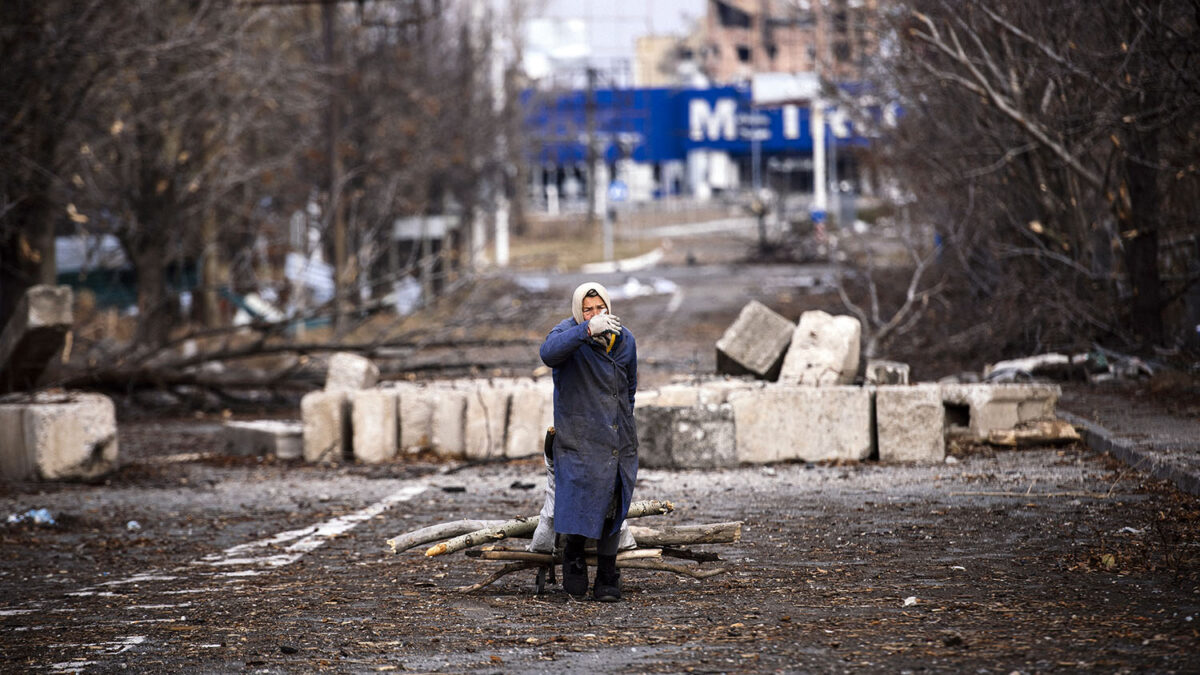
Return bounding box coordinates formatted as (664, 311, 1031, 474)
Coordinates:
(539, 281, 638, 601)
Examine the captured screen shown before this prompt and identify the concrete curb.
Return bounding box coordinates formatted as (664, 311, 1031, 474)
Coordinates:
(1059, 410, 1200, 497)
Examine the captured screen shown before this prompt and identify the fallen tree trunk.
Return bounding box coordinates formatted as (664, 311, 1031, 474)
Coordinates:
(627, 521, 742, 546)
(423, 499, 674, 557)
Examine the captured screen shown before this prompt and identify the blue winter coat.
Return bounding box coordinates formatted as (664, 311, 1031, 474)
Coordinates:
(539, 318, 638, 540)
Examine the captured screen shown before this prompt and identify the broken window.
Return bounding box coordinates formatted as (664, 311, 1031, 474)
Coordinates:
(716, 1, 752, 29)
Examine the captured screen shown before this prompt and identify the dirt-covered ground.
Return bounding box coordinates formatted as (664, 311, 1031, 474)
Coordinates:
(4, 224, 1199, 673)
(2, 420, 1198, 674)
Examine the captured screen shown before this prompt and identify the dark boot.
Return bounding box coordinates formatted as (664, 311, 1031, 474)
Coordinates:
(561, 536, 588, 599)
(593, 554, 621, 602)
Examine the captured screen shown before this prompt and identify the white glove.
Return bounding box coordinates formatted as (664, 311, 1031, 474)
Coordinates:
(587, 312, 621, 336)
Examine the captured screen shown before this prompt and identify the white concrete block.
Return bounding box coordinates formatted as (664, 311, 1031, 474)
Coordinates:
(875, 384, 945, 463)
(351, 389, 398, 464)
(505, 380, 553, 458)
(635, 404, 736, 469)
(302, 390, 348, 463)
(697, 379, 762, 405)
(222, 420, 303, 459)
(779, 310, 862, 386)
(430, 388, 468, 458)
(464, 382, 512, 460)
(729, 386, 871, 463)
(324, 352, 379, 392)
(715, 300, 794, 380)
(866, 359, 910, 385)
(940, 383, 1061, 438)
(385, 382, 437, 452)
(0, 393, 118, 480)
(652, 384, 700, 407)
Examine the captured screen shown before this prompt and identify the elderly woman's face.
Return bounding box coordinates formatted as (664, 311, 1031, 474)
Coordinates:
(581, 295, 608, 321)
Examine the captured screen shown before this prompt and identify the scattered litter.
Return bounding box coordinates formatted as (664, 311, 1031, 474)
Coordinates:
(944, 456, 959, 465)
(318, 494, 331, 502)
(760, 467, 777, 477)
(126, 520, 142, 532)
(440, 486, 466, 493)
(509, 481, 535, 490)
(903, 596, 918, 607)
(1117, 527, 1145, 535)
(950, 565, 966, 571)
(6, 509, 56, 526)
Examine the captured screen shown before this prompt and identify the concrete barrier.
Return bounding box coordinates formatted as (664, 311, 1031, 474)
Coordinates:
(430, 387, 468, 458)
(324, 352, 379, 392)
(223, 420, 303, 459)
(715, 300, 794, 380)
(729, 386, 872, 463)
(875, 384, 945, 463)
(866, 360, 911, 385)
(301, 390, 348, 463)
(778, 310, 861, 386)
(390, 383, 436, 452)
(464, 382, 512, 460)
(636, 404, 736, 469)
(505, 380, 553, 458)
(350, 389, 398, 463)
(940, 383, 1060, 438)
(0, 392, 118, 480)
(0, 285, 73, 393)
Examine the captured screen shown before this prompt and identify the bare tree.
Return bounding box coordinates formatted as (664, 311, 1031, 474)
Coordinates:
(0, 1, 127, 327)
(876, 0, 1200, 354)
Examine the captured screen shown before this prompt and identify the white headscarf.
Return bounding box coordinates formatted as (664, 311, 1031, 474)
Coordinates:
(571, 281, 611, 325)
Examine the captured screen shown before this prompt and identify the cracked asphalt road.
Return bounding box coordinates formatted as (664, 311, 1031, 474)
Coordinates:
(3, 420, 1198, 673)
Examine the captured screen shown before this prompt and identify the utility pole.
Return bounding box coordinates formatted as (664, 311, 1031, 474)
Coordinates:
(322, 1, 347, 335)
(584, 66, 598, 233)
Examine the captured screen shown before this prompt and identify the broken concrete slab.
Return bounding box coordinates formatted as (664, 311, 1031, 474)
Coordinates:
(940, 383, 1061, 439)
(464, 382, 512, 460)
(635, 404, 736, 469)
(324, 352, 379, 392)
(778, 310, 861, 386)
(223, 420, 303, 459)
(504, 380, 553, 458)
(0, 285, 73, 393)
(715, 300, 794, 380)
(986, 419, 1080, 446)
(351, 389, 398, 464)
(301, 390, 349, 463)
(729, 386, 872, 463)
(875, 384, 945, 463)
(0, 392, 118, 480)
(866, 360, 910, 385)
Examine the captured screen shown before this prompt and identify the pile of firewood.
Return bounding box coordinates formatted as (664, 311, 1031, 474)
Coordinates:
(386, 500, 741, 593)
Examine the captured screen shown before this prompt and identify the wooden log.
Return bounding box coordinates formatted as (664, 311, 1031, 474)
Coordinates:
(618, 560, 727, 579)
(386, 519, 506, 554)
(424, 499, 674, 557)
(628, 521, 742, 547)
(457, 561, 540, 593)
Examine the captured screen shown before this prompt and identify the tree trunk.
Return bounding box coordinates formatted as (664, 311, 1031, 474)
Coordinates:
(134, 245, 172, 348)
(1122, 125, 1164, 346)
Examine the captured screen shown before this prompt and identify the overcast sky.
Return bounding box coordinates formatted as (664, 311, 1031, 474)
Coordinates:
(527, 0, 706, 61)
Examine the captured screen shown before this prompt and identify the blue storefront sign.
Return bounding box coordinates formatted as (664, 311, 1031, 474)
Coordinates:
(522, 85, 875, 165)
